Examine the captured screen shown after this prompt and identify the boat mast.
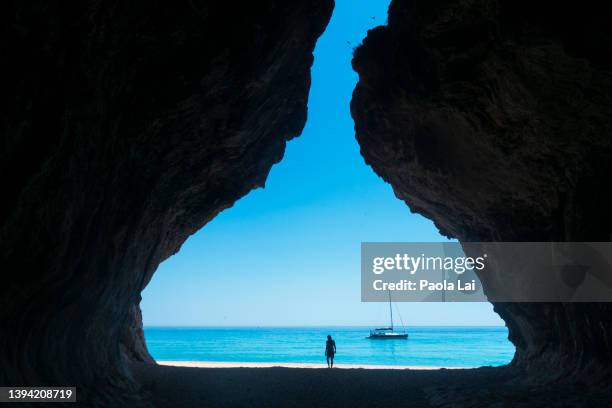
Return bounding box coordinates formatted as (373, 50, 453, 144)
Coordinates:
(388, 289, 393, 330)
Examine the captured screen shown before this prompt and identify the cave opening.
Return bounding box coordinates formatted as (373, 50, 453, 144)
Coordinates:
(139, 0, 514, 369)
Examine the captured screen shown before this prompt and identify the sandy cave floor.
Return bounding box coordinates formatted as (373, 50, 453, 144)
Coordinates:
(131, 362, 612, 407)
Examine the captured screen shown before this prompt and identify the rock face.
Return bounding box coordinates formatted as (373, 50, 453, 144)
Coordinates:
(352, 0, 612, 383)
(1, 0, 332, 404)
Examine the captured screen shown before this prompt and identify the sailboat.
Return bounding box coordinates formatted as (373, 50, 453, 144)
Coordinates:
(367, 290, 408, 339)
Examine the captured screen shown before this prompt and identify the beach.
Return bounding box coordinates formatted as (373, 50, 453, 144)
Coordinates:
(133, 361, 478, 407)
(158, 360, 457, 370)
(132, 361, 609, 407)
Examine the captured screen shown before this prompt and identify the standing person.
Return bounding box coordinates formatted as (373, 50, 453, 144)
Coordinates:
(325, 335, 336, 368)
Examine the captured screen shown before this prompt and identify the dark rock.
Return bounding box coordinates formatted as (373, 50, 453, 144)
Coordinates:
(352, 0, 612, 384)
(121, 303, 154, 364)
(0, 0, 333, 404)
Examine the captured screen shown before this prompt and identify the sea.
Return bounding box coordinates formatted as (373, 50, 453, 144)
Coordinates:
(144, 326, 514, 368)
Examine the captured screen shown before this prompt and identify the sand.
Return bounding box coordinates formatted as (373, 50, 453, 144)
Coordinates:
(157, 360, 460, 370)
(131, 361, 612, 407)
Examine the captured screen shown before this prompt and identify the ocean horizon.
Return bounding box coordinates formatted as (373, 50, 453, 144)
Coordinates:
(144, 326, 514, 368)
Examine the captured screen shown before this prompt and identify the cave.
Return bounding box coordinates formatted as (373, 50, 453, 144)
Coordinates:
(2, 0, 612, 406)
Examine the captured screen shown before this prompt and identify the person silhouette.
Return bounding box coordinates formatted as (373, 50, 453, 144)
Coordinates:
(325, 335, 336, 368)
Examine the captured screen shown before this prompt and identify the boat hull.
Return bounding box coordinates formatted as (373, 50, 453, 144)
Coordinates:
(367, 333, 408, 339)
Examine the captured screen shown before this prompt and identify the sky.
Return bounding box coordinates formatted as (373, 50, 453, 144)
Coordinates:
(141, 0, 505, 327)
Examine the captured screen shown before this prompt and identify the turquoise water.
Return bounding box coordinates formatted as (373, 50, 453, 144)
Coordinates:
(144, 326, 514, 367)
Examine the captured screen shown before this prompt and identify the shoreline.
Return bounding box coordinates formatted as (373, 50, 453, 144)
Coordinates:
(157, 360, 471, 370)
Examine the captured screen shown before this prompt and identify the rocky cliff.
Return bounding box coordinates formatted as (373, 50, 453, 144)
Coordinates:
(1, 0, 333, 404)
(352, 0, 612, 383)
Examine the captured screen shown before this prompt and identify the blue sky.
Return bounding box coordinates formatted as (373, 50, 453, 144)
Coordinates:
(141, 0, 505, 327)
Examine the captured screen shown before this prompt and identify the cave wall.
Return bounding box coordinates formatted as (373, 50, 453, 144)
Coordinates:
(351, 0, 612, 382)
(1, 0, 333, 403)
